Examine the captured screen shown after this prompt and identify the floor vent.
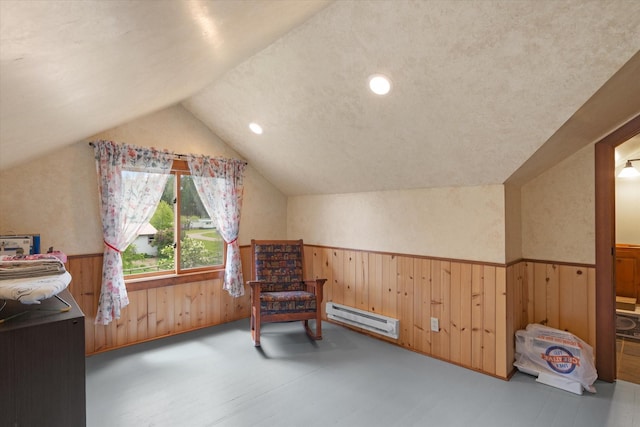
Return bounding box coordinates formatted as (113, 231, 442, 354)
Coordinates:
(326, 302, 399, 339)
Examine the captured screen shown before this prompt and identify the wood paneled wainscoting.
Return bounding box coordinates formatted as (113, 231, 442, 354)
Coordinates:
(303, 246, 518, 379)
(519, 261, 597, 349)
(303, 246, 596, 380)
(507, 261, 596, 375)
(66, 247, 596, 381)
(66, 248, 254, 355)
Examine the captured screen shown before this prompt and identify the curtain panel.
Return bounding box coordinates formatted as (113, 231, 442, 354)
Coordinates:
(187, 155, 247, 297)
(93, 140, 174, 325)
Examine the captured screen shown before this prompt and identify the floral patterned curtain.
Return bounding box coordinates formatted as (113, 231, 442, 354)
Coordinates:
(93, 140, 174, 325)
(187, 155, 246, 297)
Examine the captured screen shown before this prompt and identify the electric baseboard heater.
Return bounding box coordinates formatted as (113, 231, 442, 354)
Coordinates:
(326, 302, 399, 339)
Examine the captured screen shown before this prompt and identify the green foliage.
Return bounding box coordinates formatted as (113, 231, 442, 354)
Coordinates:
(150, 200, 175, 255)
(152, 229, 174, 254)
(180, 176, 208, 218)
(121, 175, 224, 275)
(157, 244, 175, 271)
(180, 216, 193, 231)
(156, 236, 217, 270)
(150, 200, 174, 231)
(122, 244, 145, 271)
(161, 176, 175, 205)
(180, 236, 215, 269)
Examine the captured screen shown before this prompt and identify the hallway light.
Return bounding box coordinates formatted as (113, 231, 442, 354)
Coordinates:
(618, 159, 640, 178)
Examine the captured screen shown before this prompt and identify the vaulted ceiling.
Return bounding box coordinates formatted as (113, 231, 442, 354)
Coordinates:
(1, 0, 639, 195)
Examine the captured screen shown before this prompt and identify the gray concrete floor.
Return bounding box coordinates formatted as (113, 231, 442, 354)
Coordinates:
(86, 320, 640, 427)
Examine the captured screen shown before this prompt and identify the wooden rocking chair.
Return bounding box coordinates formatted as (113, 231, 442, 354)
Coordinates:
(247, 239, 326, 346)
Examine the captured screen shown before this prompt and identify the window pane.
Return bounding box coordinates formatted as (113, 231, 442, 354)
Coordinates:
(122, 175, 176, 276)
(179, 176, 224, 270)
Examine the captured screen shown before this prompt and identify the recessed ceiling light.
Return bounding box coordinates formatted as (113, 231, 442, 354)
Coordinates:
(368, 74, 392, 95)
(249, 122, 263, 135)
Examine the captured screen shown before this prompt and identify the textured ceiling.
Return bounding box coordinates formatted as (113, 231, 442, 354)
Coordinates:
(184, 0, 640, 195)
(0, 0, 330, 170)
(1, 0, 639, 196)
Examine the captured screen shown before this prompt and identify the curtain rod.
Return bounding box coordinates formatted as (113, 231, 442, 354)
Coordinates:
(88, 142, 247, 165)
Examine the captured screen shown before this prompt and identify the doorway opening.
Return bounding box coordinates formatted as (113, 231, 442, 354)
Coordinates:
(613, 135, 640, 383)
(595, 113, 640, 382)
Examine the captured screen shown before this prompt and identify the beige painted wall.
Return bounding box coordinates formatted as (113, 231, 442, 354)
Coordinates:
(0, 141, 101, 255)
(288, 185, 506, 264)
(0, 103, 605, 265)
(0, 105, 287, 255)
(521, 143, 595, 264)
(504, 183, 522, 263)
(616, 174, 640, 244)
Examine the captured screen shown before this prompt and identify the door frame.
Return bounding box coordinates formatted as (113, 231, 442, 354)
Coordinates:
(595, 113, 640, 382)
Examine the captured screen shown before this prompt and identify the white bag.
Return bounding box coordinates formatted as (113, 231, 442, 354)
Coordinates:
(514, 323, 597, 393)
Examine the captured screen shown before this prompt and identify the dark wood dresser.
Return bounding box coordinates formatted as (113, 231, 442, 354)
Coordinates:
(616, 244, 640, 301)
(0, 289, 85, 427)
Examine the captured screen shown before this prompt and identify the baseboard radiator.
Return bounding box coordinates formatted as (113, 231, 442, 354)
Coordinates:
(326, 302, 399, 339)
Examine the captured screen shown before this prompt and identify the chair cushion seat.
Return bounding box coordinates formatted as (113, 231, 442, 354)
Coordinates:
(260, 290, 317, 315)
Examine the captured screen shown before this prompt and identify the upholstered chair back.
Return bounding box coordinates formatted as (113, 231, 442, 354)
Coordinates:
(253, 241, 304, 292)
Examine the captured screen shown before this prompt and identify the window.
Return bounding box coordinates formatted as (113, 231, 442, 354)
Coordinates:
(122, 160, 225, 277)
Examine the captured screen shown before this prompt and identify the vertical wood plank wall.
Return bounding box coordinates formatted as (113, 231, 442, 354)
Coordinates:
(66, 250, 253, 355)
(304, 246, 595, 379)
(66, 247, 595, 381)
(520, 261, 596, 349)
(304, 246, 513, 378)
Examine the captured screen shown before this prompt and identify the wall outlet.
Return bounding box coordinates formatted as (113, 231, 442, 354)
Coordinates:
(430, 317, 439, 332)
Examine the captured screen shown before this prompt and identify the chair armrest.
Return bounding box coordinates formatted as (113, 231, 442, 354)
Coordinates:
(247, 280, 264, 290)
(247, 281, 264, 308)
(303, 279, 327, 289)
(303, 279, 326, 303)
